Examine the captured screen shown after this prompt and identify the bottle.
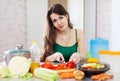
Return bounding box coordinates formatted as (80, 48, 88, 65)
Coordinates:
(90, 38, 109, 60)
(30, 40, 40, 62)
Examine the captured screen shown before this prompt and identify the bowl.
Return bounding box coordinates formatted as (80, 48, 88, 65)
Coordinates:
(77, 62, 110, 77)
(4, 44, 31, 65)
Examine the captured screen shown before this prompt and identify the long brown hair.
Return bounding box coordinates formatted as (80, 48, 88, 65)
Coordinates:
(40, 4, 73, 62)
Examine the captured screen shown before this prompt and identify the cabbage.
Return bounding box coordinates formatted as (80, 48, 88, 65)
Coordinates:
(8, 56, 32, 75)
(0, 56, 32, 79)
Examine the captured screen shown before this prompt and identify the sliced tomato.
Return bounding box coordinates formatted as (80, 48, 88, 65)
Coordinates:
(55, 64, 65, 69)
(65, 62, 76, 68)
(41, 62, 54, 69)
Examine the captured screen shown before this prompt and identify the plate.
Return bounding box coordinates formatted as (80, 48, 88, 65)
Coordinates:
(77, 62, 110, 77)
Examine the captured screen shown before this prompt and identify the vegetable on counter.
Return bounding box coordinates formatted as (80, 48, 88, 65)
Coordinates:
(8, 56, 32, 75)
(55, 68, 84, 80)
(34, 67, 59, 81)
(41, 61, 76, 70)
(81, 63, 105, 69)
(91, 73, 113, 81)
(40, 62, 85, 80)
(0, 67, 9, 78)
(60, 72, 74, 79)
(74, 70, 85, 80)
(87, 58, 99, 63)
(55, 68, 76, 74)
(0, 56, 33, 80)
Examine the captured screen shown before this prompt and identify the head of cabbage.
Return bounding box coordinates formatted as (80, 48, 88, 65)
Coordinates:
(8, 56, 32, 75)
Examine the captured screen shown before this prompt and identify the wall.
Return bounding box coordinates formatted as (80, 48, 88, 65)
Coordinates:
(97, 0, 111, 44)
(111, 0, 120, 50)
(0, 0, 26, 54)
(48, 0, 68, 10)
(84, 0, 112, 51)
(85, 0, 120, 51)
(26, 0, 48, 50)
(68, 0, 84, 30)
(84, 0, 96, 51)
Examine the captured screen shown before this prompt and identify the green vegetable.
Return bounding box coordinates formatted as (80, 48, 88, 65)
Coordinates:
(82, 63, 105, 69)
(34, 68, 59, 81)
(0, 56, 33, 80)
(19, 72, 33, 80)
(0, 67, 9, 78)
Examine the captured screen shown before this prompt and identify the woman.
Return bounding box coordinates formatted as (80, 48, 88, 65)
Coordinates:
(40, 4, 86, 64)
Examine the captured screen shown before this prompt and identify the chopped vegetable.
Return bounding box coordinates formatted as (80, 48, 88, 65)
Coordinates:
(41, 62, 76, 70)
(65, 62, 76, 68)
(81, 63, 105, 69)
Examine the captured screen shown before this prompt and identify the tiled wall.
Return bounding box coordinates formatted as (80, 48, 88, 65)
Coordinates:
(0, 0, 27, 55)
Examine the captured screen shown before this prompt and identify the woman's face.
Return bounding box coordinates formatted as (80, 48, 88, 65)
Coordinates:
(50, 13, 68, 31)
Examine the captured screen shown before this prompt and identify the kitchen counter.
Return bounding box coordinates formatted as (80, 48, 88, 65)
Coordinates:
(0, 61, 120, 81)
(0, 72, 120, 81)
(0, 71, 119, 81)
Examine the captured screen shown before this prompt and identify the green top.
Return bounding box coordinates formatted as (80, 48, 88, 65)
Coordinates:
(53, 29, 78, 62)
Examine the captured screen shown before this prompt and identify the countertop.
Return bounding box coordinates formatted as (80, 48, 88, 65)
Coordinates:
(0, 72, 120, 81)
(0, 61, 120, 81)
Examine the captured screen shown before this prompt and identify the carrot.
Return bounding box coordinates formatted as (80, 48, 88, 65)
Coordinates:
(91, 73, 104, 79)
(91, 73, 113, 81)
(55, 68, 76, 74)
(60, 72, 74, 79)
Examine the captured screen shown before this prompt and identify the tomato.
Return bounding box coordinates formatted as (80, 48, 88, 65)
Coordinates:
(41, 62, 53, 69)
(65, 62, 76, 68)
(55, 64, 65, 69)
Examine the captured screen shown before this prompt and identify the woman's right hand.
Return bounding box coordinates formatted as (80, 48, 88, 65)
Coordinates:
(54, 52, 65, 62)
(46, 52, 65, 62)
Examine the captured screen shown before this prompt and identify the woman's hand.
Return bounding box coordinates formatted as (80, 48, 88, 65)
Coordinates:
(46, 52, 65, 62)
(69, 52, 81, 64)
(54, 52, 65, 62)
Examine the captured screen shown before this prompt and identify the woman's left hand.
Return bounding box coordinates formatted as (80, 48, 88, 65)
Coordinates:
(69, 52, 81, 64)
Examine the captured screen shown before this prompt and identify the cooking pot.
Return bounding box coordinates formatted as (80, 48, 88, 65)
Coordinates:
(4, 44, 31, 65)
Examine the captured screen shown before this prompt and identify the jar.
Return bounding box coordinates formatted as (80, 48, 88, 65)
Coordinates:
(90, 38, 109, 60)
(99, 50, 120, 73)
(4, 44, 31, 65)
